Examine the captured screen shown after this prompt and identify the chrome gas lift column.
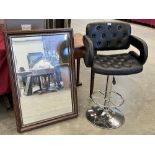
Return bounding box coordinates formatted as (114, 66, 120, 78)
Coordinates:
(86, 76, 125, 129)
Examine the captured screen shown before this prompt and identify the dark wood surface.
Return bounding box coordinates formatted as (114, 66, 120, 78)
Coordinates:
(74, 47, 85, 86)
(73, 33, 85, 86)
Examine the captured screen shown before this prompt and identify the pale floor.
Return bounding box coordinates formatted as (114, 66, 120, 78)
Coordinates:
(0, 19, 155, 134)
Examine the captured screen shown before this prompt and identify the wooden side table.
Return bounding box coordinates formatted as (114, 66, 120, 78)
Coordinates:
(73, 33, 85, 86)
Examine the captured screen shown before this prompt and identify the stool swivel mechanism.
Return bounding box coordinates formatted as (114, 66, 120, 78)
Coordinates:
(86, 75, 125, 129)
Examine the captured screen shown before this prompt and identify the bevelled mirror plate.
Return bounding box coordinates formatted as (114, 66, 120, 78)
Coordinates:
(6, 29, 78, 132)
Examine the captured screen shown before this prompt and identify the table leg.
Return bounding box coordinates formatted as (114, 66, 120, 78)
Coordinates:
(47, 74, 50, 89)
(38, 76, 42, 90)
(76, 58, 82, 86)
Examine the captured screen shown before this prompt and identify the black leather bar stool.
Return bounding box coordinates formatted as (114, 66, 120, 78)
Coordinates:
(83, 21, 148, 129)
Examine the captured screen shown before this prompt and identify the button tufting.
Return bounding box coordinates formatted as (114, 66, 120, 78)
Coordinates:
(93, 53, 142, 74)
(113, 64, 120, 68)
(96, 25, 101, 30)
(92, 33, 96, 38)
(120, 58, 125, 62)
(113, 57, 117, 60)
(124, 63, 132, 67)
(113, 33, 117, 37)
(102, 64, 108, 68)
(102, 33, 106, 38)
(107, 62, 111, 65)
(127, 60, 133, 63)
(103, 57, 108, 60)
(86, 22, 131, 50)
(110, 59, 114, 63)
(85, 23, 143, 75)
(97, 41, 101, 46)
(108, 25, 112, 30)
(123, 32, 127, 37)
(96, 60, 100, 63)
(107, 41, 110, 46)
(117, 25, 122, 30)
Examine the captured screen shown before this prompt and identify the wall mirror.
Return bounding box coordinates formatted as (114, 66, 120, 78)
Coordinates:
(6, 29, 78, 132)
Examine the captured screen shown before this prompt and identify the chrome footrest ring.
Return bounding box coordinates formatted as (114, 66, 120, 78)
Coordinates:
(90, 90, 124, 109)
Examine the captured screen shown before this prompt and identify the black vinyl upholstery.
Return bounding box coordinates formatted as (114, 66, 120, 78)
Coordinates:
(83, 21, 148, 75)
(93, 53, 142, 75)
(86, 22, 131, 50)
(129, 35, 148, 65)
(83, 35, 94, 67)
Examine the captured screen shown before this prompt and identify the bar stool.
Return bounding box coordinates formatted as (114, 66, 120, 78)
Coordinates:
(83, 21, 148, 129)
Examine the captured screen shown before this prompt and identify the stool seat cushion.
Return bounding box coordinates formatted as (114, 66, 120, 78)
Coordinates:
(92, 52, 143, 75)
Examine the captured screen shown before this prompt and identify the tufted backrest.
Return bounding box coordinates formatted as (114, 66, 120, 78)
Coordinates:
(86, 22, 131, 50)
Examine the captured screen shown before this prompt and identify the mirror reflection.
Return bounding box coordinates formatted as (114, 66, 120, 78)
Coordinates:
(10, 33, 73, 125)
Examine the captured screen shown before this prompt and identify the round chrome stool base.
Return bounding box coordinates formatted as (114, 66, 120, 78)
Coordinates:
(86, 106, 125, 129)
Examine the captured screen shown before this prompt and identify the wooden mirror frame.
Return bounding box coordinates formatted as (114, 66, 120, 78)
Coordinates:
(5, 29, 78, 133)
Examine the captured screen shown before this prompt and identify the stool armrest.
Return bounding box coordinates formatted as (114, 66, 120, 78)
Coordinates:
(129, 35, 148, 65)
(83, 35, 94, 67)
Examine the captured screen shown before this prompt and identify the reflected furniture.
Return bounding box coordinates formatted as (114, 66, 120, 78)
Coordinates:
(17, 68, 55, 96)
(17, 50, 57, 95)
(83, 22, 148, 129)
